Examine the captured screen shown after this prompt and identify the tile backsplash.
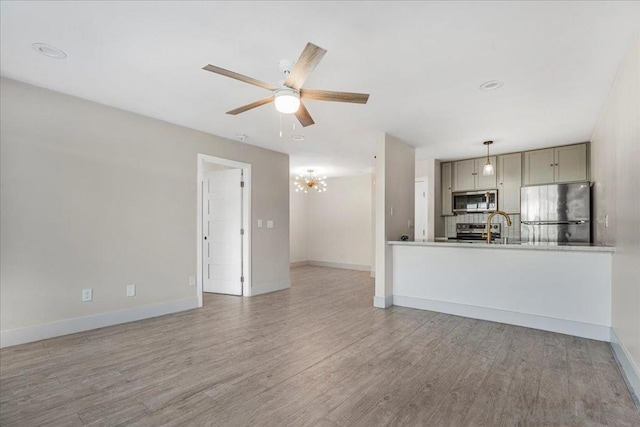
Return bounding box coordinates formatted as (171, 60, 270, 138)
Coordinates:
(444, 213, 521, 240)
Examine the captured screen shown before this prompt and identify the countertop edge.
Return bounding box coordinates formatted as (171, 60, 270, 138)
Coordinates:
(388, 241, 616, 253)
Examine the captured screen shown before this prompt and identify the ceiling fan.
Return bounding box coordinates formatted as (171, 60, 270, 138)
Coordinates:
(202, 42, 370, 127)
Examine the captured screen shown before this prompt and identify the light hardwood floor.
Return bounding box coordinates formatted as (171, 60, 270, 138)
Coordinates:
(1, 265, 638, 426)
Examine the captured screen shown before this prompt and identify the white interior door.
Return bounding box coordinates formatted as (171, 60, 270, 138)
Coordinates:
(415, 181, 428, 241)
(202, 169, 243, 295)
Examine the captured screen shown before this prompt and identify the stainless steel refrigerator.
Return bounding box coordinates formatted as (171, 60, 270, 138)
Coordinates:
(520, 182, 591, 244)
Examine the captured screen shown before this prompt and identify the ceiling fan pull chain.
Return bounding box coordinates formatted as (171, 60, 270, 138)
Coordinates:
(279, 113, 283, 138)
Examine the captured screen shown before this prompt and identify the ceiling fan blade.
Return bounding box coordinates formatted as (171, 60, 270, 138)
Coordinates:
(295, 102, 315, 127)
(284, 43, 327, 90)
(226, 96, 274, 115)
(203, 64, 277, 91)
(301, 89, 369, 104)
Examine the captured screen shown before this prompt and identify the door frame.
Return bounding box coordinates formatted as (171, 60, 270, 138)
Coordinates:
(197, 154, 252, 307)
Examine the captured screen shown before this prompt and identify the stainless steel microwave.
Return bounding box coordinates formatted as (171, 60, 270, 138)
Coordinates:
(452, 190, 498, 214)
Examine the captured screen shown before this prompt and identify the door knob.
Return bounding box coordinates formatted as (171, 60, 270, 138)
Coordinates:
(204, 236, 208, 240)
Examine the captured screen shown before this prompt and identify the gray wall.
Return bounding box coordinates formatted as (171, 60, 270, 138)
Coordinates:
(591, 36, 640, 386)
(0, 78, 290, 332)
(374, 133, 415, 305)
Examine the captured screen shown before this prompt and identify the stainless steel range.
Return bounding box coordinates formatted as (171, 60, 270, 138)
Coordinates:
(456, 223, 501, 242)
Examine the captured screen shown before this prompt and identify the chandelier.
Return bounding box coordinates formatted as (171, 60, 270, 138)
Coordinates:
(294, 170, 327, 193)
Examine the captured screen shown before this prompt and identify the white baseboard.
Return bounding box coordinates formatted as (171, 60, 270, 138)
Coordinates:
(290, 261, 309, 268)
(250, 279, 291, 296)
(308, 260, 371, 272)
(393, 295, 611, 341)
(0, 297, 199, 348)
(289, 260, 372, 272)
(373, 295, 393, 309)
(610, 329, 640, 404)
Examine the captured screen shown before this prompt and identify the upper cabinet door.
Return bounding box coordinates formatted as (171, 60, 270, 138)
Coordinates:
(523, 148, 555, 185)
(441, 162, 453, 215)
(555, 144, 587, 183)
(498, 153, 522, 213)
(453, 159, 475, 191)
(474, 156, 497, 190)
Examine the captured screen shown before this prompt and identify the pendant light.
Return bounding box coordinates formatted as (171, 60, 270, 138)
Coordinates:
(294, 170, 327, 193)
(482, 140, 495, 176)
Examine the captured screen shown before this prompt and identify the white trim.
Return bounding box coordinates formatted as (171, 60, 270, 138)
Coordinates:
(196, 154, 252, 301)
(373, 295, 393, 308)
(393, 294, 611, 341)
(610, 329, 640, 404)
(250, 279, 291, 296)
(289, 260, 372, 272)
(0, 297, 198, 348)
(308, 261, 371, 271)
(290, 261, 309, 268)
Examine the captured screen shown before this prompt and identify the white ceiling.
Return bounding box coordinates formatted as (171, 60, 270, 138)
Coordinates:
(1, 1, 639, 177)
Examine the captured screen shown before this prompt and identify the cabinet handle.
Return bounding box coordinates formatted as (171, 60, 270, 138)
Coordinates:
(555, 163, 558, 166)
(550, 164, 554, 167)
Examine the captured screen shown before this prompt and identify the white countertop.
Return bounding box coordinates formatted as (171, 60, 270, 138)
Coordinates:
(388, 240, 615, 253)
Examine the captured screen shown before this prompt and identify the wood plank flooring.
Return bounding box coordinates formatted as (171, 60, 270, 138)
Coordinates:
(1, 265, 638, 426)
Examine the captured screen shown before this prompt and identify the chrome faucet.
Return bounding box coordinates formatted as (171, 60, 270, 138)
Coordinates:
(486, 210, 512, 243)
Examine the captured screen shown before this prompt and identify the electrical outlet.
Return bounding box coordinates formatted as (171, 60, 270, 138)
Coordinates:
(605, 214, 609, 228)
(257, 219, 263, 228)
(408, 220, 414, 229)
(126, 284, 136, 297)
(267, 220, 274, 229)
(189, 276, 196, 286)
(390, 206, 394, 216)
(82, 288, 93, 302)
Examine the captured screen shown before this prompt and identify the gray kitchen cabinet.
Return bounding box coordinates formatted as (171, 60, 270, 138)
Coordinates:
(555, 144, 587, 183)
(497, 152, 522, 213)
(453, 157, 497, 191)
(441, 162, 453, 215)
(453, 159, 475, 191)
(474, 157, 497, 189)
(523, 148, 555, 185)
(523, 144, 588, 185)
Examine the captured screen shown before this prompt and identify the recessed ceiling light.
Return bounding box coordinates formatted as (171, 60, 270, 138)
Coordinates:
(479, 80, 503, 91)
(32, 43, 67, 59)
(291, 135, 305, 142)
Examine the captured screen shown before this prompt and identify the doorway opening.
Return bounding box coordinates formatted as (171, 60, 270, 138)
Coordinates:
(196, 154, 251, 307)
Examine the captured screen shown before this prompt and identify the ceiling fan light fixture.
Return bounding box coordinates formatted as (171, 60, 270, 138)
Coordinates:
(274, 88, 300, 114)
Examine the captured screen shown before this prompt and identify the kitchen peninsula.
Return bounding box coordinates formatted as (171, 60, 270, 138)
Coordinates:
(389, 240, 615, 341)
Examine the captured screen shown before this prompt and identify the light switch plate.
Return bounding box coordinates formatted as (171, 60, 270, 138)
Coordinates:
(189, 276, 196, 286)
(257, 219, 263, 228)
(126, 284, 136, 297)
(267, 220, 274, 229)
